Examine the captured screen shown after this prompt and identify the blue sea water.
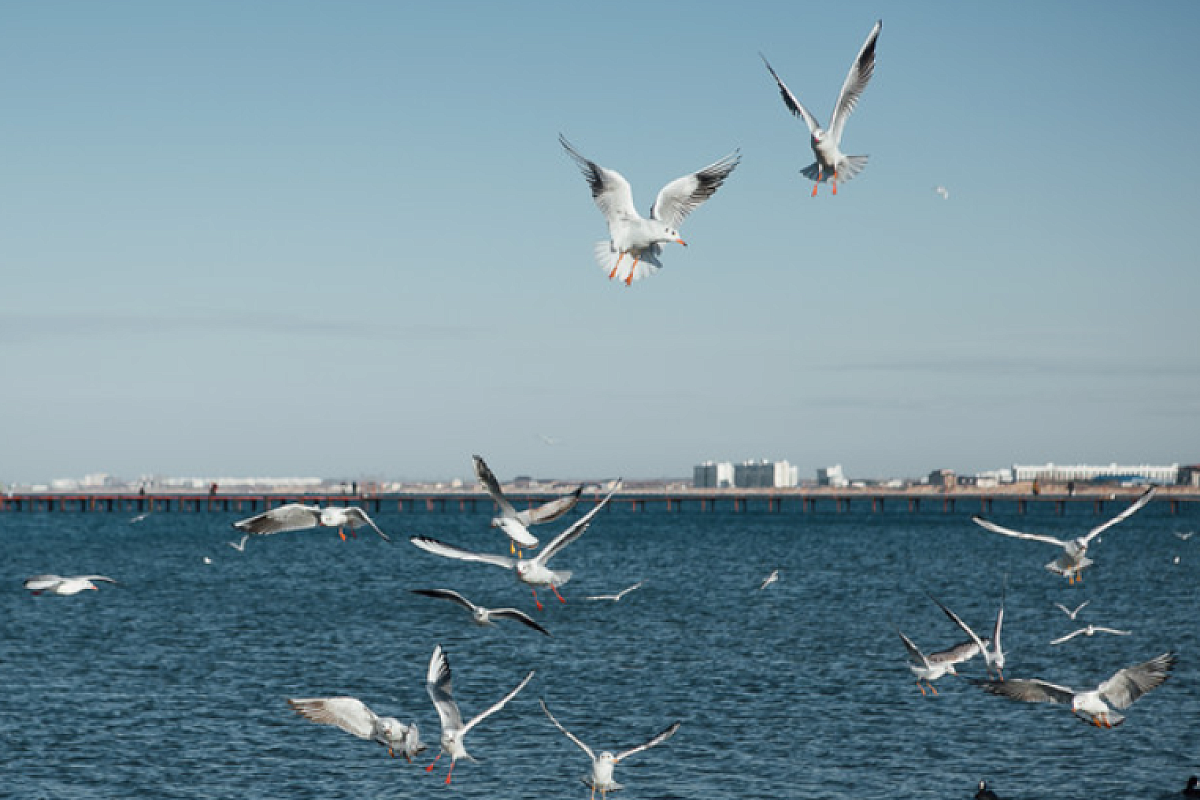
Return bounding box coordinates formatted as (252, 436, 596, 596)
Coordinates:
(2, 500, 1198, 799)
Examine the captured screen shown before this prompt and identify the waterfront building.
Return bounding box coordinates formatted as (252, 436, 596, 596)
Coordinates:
(734, 460, 799, 489)
(817, 465, 848, 488)
(1011, 463, 1179, 485)
(693, 461, 735, 489)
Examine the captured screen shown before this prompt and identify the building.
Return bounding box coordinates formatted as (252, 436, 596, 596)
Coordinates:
(734, 460, 799, 489)
(817, 465, 848, 488)
(693, 461, 734, 489)
(1011, 463, 1179, 485)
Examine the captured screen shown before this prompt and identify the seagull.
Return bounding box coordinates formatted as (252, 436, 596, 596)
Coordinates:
(424, 644, 534, 785)
(287, 697, 426, 762)
(539, 699, 681, 800)
(227, 533, 250, 552)
(926, 589, 1006, 679)
(560, 134, 740, 286)
(129, 511, 152, 524)
(410, 483, 620, 610)
(232, 503, 389, 542)
(586, 581, 644, 602)
(759, 569, 781, 590)
(23, 575, 117, 595)
(472, 454, 582, 553)
(1175, 531, 1195, 541)
(971, 486, 1156, 583)
(975, 779, 1001, 800)
(1054, 600, 1090, 620)
(410, 588, 551, 637)
(974, 651, 1177, 728)
(935, 185, 950, 200)
(1049, 624, 1132, 646)
(897, 629, 981, 696)
(761, 19, 881, 196)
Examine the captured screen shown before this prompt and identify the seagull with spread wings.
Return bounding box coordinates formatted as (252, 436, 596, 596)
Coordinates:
(232, 503, 389, 542)
(410, 588, 550, 637)
(1049, 624, 1132, 646)
(897, 629, 982, 696)
(23, 574, 117, 595)
(472, 454, 582, 554)
(287, 696, 426, 761)
(972, 486, 1156, 583)
(560, 135, 739, 286)
(761, 19, 881, 196)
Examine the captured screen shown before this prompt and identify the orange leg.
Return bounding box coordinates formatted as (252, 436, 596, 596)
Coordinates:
(338, 528, 347, 541)
(532, 588, 543, 611)
(425, 752, 441, 773)
(624, 255, 641, 286)
(552, 584, 567, 604)
(831, 170, 838, 195)
(444, 760, 456, 785)
(917, 681, 927, 696)
(609, 252, 624, 279)
(811, 167, 821, 197)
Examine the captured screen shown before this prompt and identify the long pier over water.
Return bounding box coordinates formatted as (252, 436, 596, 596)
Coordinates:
(2, 487, 1197, 516)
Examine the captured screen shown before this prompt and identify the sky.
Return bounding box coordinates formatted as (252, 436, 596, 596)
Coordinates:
(2, 1, 1199, 485)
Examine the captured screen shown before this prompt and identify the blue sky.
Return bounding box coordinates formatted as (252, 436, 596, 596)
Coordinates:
(2, 1, 1198, 485)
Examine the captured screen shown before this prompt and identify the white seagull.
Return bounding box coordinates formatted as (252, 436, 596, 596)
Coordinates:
(759, 569, 781, 590)
(971, 486, 1156, 584)
(586, 581, 644, 602)
(472, 454, 582, 553)
(424, 644, 534, 785)
(410, 483, 620, 610)
(539, 700, 681, 800)
(926, 589, 1006, 679)
(227, 533, 250, 552)
(232, 503, 389, 542)
(560, 135, 740, 286)
(974, 651, 1177, 728)
(23, 574, 117, 595)
(410, 588, 551, 637)
(1050, 624, 1132, 646)
(761, 19, 881, 196)
(898, 629, 981, 696)
(1054, 600, 1090, 620)
(287, 696, 426, 761)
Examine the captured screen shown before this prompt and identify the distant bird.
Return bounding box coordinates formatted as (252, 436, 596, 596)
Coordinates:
(227, 533, 250, 552)
(1184, 775, 1200, 797)
(472, 454, 582, 553)
(232, 503, 389, 542)
(129, 511, 152, 524)
(424, 644, 534, 785)
(1049, 624, 1131, 646)
(23, 574, 117, 595)
(761, 19, 881, 196)
(974, 651, 1177, 728)
(897, 629, 981, 695)
(410, 588, 551, 637)
(935, 185, 950, 200)
(539, 699, 680, 800)
(287, 696, 426, 761)
(1055, 600, 1090, 620)
(410, 483, 620, 610)
(971, 486, 1157, 583)
(586, 581, 644, 602)
(1175, 531, 1195, 541)
(927, 589, 1006, 679)
(538, 434, 562, 447)
(759, 569, 781, 590)
(560, 134, 740, 286)
(975, 779, 1001, 800)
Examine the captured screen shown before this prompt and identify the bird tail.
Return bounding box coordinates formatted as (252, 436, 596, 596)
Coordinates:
(550, 570, 573, 587)
(801, 155, 869, 183)
(593, 241, 662, 285)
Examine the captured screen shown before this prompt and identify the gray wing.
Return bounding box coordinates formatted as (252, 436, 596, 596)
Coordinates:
(560, 135, 639, 226)
(234, 504, 321, 535)
(409, 536, 518, 570)
(411, 588, 478, 613)
(760, 54, 822, 135)
(539, 700, 595, 760)
(491, 608, 552, 637)
(971, 515, 1068, 547)
(828, 19, 882, 145)
(528, 486, 583, 525)
(343, 507, 389, 541)
(976, 678, 1076, 705)
(1082, 486, 1157, 544)
(460, 669, 535, 736)
(929, 639, 982, 665)
(535, 482, 621, 566)
(473, 454, 519, 518)
(426, 644, 464, 734)
(75, 575, 118, 584)
(1098, 652, 1176, 709)
(650, 152, 741, 231)
(288, 696, 378, 740)
(614, 720, 681, 764)
(897, 630, 929, 667)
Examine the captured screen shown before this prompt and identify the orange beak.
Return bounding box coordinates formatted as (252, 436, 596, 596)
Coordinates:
(676, 238, 687, 246)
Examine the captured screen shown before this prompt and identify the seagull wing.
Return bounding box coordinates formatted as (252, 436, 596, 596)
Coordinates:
(1082, 486, 1157, 544)
(409, 536, 517, 570)
(616, 581, 645, 599)
(897, 630, 930, 667)
(534, 482, 621, 567)
(344, 507, 389, 541)
(976, 678, 1076, 705)
(411, 588, 477, 613)
(760, 54, 822, 135)
(1050, 629, 1086, 645)
(614, 720, 682, 764)
(234, 504, 322, 535)
(473, 454, 519, 519)
(560, 135, 639, 226)
(23, 575, 65, 591)
(1098, 652, 1176, 709)
(971, 515, 1068, 547)
(930, 638, 982, 665)
(76, 575, 118, 584)
(650, 151, 741, 231)
(426, 644, 464, 734)
(528, 486, 583, 525)
(1093, 627, 1132, 636)
(926, 592, 986, 654)
(491, 608, 552, 637)
(539, 700, 595, 760)
(288, 697, 378, 740)
(827, 19, 882, 145)
(460, 669, 535, 737)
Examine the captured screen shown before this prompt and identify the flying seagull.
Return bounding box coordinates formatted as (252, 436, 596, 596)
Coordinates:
(410, 482, 620, 610)
(560, 134, 740, 286)
(227, 533, 250, 552)
(586, 581, 644, 602)
(926, 589, 1006, 680)
(424, 644, 534, 785)
(971, 486, 1156, 583)
(410, 588, 551, 637)
(759, 569, 781, 590)
(761, 19, 881, 196)
(287, 696, 426, 761)
(897, 629, 981, 695)
(1055, 600, 1090, 620)
(472, 454, 582, 553)
(232, 503, 389, 542)
(1049, 624, 1132, 646)
(539, 699, 681, 800)
(974, 651, 1177, 727)
(23, 575, 117, 595)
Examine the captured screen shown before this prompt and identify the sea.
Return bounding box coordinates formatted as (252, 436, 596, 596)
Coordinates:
(2, 499, 1198, 799)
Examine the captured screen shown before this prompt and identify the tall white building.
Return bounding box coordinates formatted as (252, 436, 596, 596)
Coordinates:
(694, 461, 735, 488)
(817, 465, 848, 488)
(734, 460, 799, 488)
